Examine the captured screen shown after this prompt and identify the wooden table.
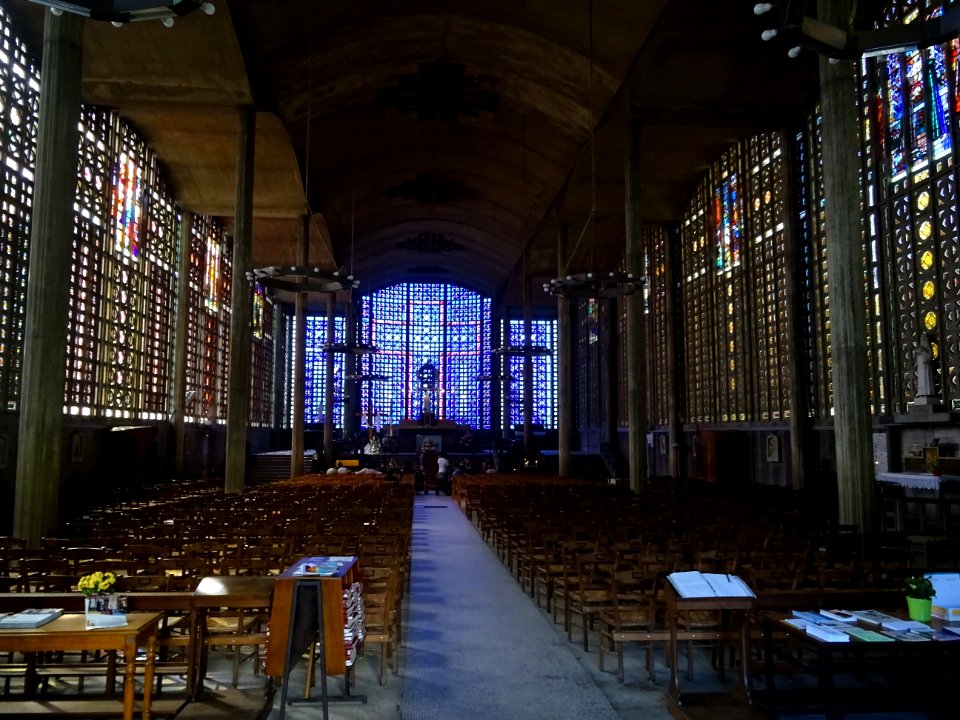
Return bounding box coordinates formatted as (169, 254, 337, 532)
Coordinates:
(192, 575, 275, 700)
(761, 612, 960, 719)
(0, 611, 163, 720)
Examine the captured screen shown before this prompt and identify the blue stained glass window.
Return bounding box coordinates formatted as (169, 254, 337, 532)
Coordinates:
(928, 43, 952, 159)
(300, 315, 346, 426)
(906, 50, 929, 171)
(505, 319, 558, 430)
(888, 53, 907, 180)
(361, 282, 491, 428)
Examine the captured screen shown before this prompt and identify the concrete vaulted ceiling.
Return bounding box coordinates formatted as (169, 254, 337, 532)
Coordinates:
(7, 0, 820, 308)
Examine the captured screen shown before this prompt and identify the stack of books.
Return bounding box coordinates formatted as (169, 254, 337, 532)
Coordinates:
(0, 608, 63, 629)
(784, 608, 956, 642)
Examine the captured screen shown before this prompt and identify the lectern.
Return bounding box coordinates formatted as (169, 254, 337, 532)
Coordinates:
(265, 556, 363, 720)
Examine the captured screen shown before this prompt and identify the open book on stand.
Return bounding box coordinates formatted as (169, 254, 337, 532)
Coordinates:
(667, 571, 755, 599)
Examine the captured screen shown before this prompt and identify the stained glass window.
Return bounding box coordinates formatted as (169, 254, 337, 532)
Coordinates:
(574, 298, 607, 432)
(801, 110, 833, 417)
(249, 283, 277, 426)
(138, 145, 177, 419)
(360, 282, 492, 428)
(504, 318, 558, 430)
(745, 132, 791, 420)
(0, 6, 38, 412)
(67, 108, 110, 415)
(869, 0, 960, 410)
(66, 109, 178, 420)
(185, 215, 232, 423)
(680, 182, 714, 423)
(644, 227, 670, 427)
(299, 314, 346, 426)
(679, 133, 793, 424)
(714, 148, 748, 421)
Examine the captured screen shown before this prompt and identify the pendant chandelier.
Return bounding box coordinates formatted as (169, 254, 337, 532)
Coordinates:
(543, 0, 643, 301)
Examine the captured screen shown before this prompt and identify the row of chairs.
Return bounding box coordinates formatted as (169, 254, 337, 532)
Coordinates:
(1, 473, 414, 698)
(455, 473, 943, 685)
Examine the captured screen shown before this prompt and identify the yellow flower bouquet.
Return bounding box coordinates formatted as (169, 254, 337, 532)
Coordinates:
(78, 571, 127, 627)
(78, 571, 117, 597)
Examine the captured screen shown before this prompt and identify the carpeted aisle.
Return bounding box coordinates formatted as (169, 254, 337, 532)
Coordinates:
(400, 495, 623, 720)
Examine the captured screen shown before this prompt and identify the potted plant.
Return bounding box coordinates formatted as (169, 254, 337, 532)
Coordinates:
(903, 575, 936, 621)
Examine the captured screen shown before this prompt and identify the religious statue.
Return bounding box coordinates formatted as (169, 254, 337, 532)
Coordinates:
(916, 333, 935, 399)
(363, 435, 382, 455)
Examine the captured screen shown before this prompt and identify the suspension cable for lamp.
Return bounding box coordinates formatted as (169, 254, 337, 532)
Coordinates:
(561, 0, 597, 276)
(304, 15, 313, 215)
(351, 161, 356, 278)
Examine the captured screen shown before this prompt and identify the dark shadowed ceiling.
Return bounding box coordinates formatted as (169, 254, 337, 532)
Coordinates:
(7, 0, 820, 308)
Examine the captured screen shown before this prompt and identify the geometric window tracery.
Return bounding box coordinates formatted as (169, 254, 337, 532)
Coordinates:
(504, 318, 557, 431)
(68, 108, 179, 420)
(300, 314, 346, 427)
(869, 0, 960, 410)
(679, 134, 792, 424)
(0, 6, 40, 412)
(249, 283, 276, 427)
(359, 282, 492, 428)
(185, 215, 231, 424)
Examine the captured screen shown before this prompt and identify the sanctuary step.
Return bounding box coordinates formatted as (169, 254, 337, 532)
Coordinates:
(247, 451, 316, 484)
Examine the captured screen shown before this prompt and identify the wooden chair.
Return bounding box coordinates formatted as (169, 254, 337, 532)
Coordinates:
(566, 553, 615, 651)
(597, 571, 659, 682)
(203, 607, 267, 687)
(361, 569, 399, 685)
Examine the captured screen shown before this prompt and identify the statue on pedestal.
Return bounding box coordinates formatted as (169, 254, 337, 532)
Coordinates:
(915, 333, 936, 403)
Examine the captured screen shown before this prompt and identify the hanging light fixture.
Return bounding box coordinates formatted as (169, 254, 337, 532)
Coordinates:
(247, 31, 362, 306)
(544, 271, 643, 299)
(324, 341, 378, 355)
(491, 345, 551, 357)
(477, 372, 513, 382)
(245, 265, 358, 300)
(29, 1, 215, 24)
(345, 372, 390, 381)
(543, 0, 642, 301)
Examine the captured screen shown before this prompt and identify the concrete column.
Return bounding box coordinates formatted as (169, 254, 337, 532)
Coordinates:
(324, 292, 336, 467)
(818, 0, 875, 534)
(557, 223, 572, 477)
(343, 299, 357, 438)
(290, 214, 308, 478)
(13, 11, 84, 547)
(782, 135, 811, 490)
(224, 106, 256, 494)
(172, 213, 193, 480)
(625, 114, 648, 492)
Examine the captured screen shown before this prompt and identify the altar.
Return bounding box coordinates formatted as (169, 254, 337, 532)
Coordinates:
(877, 471, 957, 491)
(383, 421, 470, 453)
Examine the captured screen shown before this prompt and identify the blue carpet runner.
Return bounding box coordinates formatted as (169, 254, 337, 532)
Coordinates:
(399, 495, 622, 720)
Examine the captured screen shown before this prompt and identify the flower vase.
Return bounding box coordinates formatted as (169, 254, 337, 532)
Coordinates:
(84, 593, 128, 629)
(906, 596, 932, 622)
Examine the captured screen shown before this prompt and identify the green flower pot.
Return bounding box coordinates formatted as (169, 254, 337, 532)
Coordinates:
(906, 596, 932, 622)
